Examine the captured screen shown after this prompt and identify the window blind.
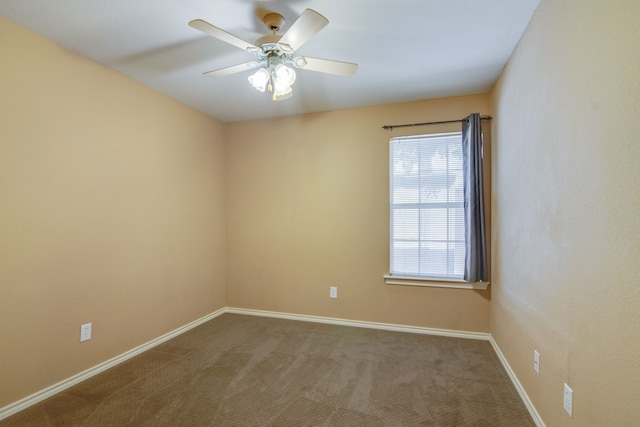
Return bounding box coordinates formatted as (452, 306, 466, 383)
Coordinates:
(390, 132, 465, 280)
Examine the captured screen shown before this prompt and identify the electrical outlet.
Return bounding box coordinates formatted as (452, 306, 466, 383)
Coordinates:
(329, 286, 337, 299)
(533, 350, 540, 373)
(80, 323, 92, 342)
(563, 383, 573, 417)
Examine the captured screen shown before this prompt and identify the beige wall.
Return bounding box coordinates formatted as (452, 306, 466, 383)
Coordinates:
(490, 0, 640, 425)
(226, 95, 492, 332)
(0, 18, 227, 407)
(14, 0, 640, 422)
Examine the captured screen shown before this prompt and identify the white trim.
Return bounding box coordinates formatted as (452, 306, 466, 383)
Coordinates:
(1, 307, 543, 427)
(489, 336, 546, 427)
(231, 308, 542, 424)
(225, 307, 490, 341)
(384, 275, 489, 290)
(0, 308, 227, 421)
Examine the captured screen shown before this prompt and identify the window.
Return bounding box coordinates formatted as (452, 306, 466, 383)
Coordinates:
(389, 132, 465, 281)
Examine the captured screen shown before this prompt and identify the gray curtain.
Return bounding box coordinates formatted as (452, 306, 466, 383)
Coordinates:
(462, 113, 488, 282)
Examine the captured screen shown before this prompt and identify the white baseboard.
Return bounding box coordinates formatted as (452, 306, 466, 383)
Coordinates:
(0, 308, 227, 421)
(1, 306, 543, 427)
(489, 336, 546, 427)
(224, 307, 491, 341)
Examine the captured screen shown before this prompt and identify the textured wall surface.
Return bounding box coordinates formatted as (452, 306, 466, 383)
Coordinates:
(11, 1, 640, 423)
(490, 0, 640, 424)
(225, 95, 492, 333)
(0, 18, 227, 407)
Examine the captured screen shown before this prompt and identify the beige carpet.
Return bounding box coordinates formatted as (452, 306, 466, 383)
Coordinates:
(1, 313, 534, 426)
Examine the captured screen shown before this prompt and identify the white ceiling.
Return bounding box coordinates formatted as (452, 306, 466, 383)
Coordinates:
(1, 0, 539, 122)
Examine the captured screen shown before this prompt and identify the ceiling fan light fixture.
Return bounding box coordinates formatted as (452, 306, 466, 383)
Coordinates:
(272, 90, 293, 102)
(271, 64, 296, 101)
(273, 84, 292, 98)
(248, 67, 270, 92)
(273, 64, 296, 87)
(248, 63, 296, 100)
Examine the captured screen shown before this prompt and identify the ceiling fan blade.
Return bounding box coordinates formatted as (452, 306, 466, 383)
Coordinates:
(279, 9, 329, 51)
(297, 57, 358, 76)
(203, 61, 262, 77)
(189, 19, 257, 51)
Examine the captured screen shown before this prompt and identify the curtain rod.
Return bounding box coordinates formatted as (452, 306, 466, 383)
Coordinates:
(382, 115, 492, 131)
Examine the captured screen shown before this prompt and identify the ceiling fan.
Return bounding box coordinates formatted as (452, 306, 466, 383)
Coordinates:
(189, 9, 357, 101)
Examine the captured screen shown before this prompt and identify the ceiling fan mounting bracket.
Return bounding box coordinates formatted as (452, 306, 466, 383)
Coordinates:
(262, 13, 285, 32)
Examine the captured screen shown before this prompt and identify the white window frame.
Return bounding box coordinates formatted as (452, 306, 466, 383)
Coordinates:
(385, 132, 488, 290)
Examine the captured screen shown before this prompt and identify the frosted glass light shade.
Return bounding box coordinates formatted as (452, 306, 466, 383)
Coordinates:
(248, 63, 297, 101)
(248, 67, 270, 92)
(274, 64, 296, 86)
(272, 64, 296, 96)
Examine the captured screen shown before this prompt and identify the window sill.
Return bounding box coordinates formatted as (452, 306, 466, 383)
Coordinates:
(384, 275, 489, 290)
